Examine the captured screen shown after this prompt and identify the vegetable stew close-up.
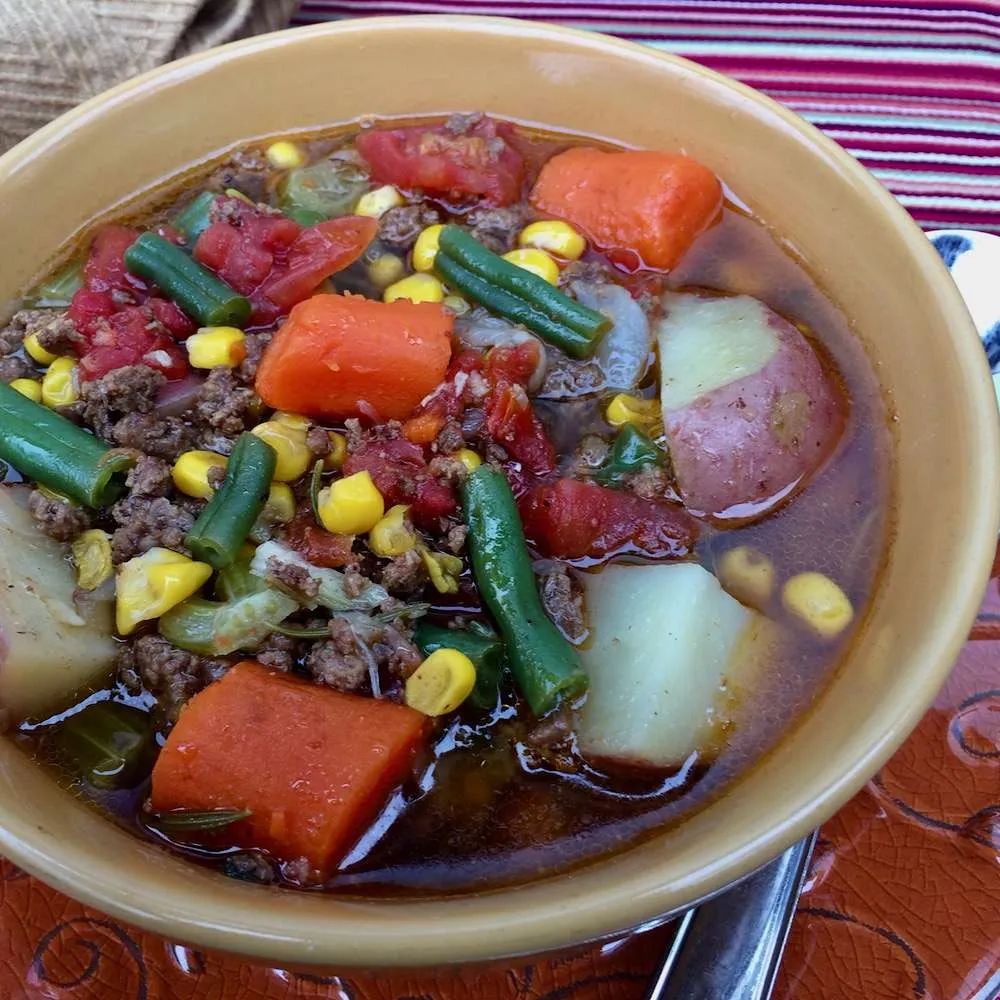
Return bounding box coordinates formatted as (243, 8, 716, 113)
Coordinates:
(0, 113, 890, 895)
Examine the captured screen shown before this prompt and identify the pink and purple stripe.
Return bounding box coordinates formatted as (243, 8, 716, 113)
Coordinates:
(292, 0, 1000, 233)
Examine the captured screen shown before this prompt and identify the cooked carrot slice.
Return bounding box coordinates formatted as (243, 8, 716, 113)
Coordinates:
(150, 661, 429, 877)
(255, 293, 453, 421)
(529, 147, 722, 271)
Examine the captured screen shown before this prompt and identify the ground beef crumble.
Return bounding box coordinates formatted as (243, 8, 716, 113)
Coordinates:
(265, 556, 320, 601)
(378, 203, 441, 249)
(306, 618, 370, 693)
(0, 355, 36, 382)
(538, 565, 587, 643)
(117, 635, 229, 723)
(191, 367, 256, 442)
(306, 424, 331, 459)
(125, 456, 173, 498)
(445, 523, 468, 553)
(0, 308, 58, 354)
(381, 549, 427, 594)
(111, 413, 196, 461)
(433, 420, 466, 455)
(35, 313, 84, 356)
(237, 331, 273, 384)
(27, 489, 90, 542)
(466, 204, 528, 254)
(254, 632, 298, 672)
(81, 365, 165, 438)
(110, 495, 195, 563)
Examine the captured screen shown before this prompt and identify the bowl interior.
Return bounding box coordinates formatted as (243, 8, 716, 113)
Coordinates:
(0, 16, 995, 968)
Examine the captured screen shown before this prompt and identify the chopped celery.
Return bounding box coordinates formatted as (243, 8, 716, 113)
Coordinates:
(250, 540, 388, 612)
(278, 160, 369, 224)
(27, 260, 84, 308)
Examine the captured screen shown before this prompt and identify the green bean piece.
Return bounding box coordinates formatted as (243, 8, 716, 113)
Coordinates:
(147, 808, 251, 833)
(28, 260, 84, 307)
(415, 620, 505, 710)
(278, 160, 370, 224)
(123, 232, 251, 328)
(437, 226, 610, 356)
(186, 433, 276, 569)
(435, 253, 599, 359)
(462, 466, 587, 716)
(171, 191, 217, 243)
(595, 424, 665, 487)
(309, 459, 324, 525)
(55, 702, 155, 790)
(0, 382, 133, 507)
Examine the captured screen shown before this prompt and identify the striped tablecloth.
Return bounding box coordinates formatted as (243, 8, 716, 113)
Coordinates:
(293, 0, 1000, 234)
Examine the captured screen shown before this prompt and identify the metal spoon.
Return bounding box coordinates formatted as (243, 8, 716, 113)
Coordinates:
(647, 832, 817, 1000)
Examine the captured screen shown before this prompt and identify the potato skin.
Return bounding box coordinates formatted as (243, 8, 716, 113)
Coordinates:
(663, 302, 844, 520)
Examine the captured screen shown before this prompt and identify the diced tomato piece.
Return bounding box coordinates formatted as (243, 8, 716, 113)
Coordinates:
(282, 513, 356, 569)
(402, 349, 485, 443)
(83, 225, 144, 295)
(148, 297, 196, 339)
(68, 288, 117, 339)
(343, 438, 456, 528)
(195, 202, 301, 295)
(356, 117, 525, 206)
(261, 216, 378, 311)
(78, 306, 188, 382)
(483, 341, 554, 477)
(519, 478, 699, 561)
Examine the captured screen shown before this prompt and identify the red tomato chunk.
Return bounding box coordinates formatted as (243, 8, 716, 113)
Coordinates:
(520, 478, 699, 561)
(356, 117, 525, 206)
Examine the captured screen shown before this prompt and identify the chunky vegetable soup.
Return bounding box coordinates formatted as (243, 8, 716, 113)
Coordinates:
(1, 114, 889, 894)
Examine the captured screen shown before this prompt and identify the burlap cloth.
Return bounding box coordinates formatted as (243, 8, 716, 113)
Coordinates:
(0, 0, 299, 153)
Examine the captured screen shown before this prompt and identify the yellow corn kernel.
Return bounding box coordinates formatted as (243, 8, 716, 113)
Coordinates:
(41, 357, 78, 408)
(518, 220, 586, 261)
(265, 139, 306, 170)
(262, 482, 296, 524)
(782, 572, 854, 640)
(420, 548, 463, 594)
(355, 184, 405, 218)
(452, 448, 482, 473)
(717, 545, 775, 609)
(502, 248, 560, 285)
(251, 418, 312, 482)
(323, 431, 348, 471)
(412, 224, 445, 273)
(443, 295, 469, 315)
(384, 273, 445, 305)
(405, 648, 476, 716)
(23, 332, 58, 366)
(605, 393, 662, 430)
(367, 253, 406, 289)
(368, 504, 418, 558)
(317, 470, 384, 535)
(225, 187, 255, 205)
(186, 327, 247, 369)
(172, 450, 228, 499)
(71, 529, 113, 592)
(116, 547, 212, 636)
(9, 378, 42, 402)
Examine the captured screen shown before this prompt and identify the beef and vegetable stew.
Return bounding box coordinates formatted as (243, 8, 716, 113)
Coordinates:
(0, 114, 889, 894)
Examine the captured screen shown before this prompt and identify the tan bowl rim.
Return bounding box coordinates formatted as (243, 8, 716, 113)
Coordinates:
(0, 14, 996, 968)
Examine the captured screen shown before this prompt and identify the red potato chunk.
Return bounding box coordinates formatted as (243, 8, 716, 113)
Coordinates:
(656, 293, 844, 520)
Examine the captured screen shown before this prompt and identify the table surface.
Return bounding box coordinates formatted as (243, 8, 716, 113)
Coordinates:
(2, 2, 999, 997)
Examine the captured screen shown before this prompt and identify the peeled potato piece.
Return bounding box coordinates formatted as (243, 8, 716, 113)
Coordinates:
(656, 293, 844, 521)
(577, 562, 777, 768)
(0, 487, 116, 725)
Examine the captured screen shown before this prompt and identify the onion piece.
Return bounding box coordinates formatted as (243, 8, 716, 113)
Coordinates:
(572, 280, 652, 391)
(153, 373, 205, 418)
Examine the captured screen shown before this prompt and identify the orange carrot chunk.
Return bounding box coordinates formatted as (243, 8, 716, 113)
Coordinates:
(529, 147, 722, 271)
(255, 293, 453, 422)
(150, 661, 429, 877)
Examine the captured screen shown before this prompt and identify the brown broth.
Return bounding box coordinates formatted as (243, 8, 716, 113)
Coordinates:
(15, 118, 891, 897)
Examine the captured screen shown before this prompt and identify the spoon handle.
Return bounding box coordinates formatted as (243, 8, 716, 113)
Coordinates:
(647, 831, 817, 1000)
